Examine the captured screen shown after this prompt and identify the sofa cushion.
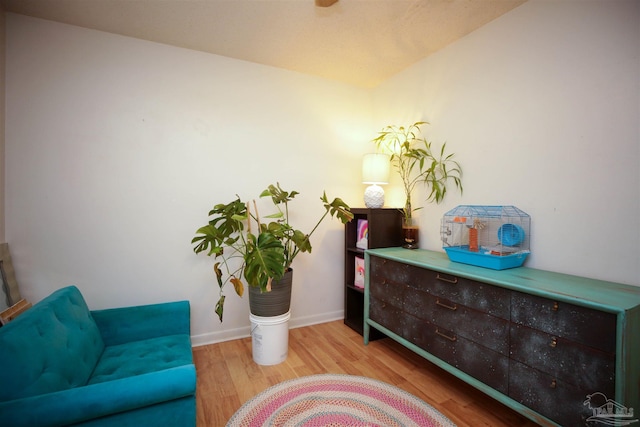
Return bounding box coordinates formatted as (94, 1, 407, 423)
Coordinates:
(0, 366, 196, 427)
(0, 286, 105, 402)
(88, 334, 193, 385)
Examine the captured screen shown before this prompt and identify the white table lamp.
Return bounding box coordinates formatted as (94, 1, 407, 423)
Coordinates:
(362, 153, 390, 208)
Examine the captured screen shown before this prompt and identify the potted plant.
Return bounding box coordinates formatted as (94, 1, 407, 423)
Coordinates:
(192, 183, 353, 322)
(372, 121, 463, 248)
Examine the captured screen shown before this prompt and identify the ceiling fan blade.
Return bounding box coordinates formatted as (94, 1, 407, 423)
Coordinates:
(315, 0, 339, 7)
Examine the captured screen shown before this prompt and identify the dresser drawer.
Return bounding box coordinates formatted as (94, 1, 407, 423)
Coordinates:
(511, 292, 616, 353)
(510, 324, 615, 395)
(404, 316, 509, 394)
(369, 296, 404, 336)
(427, 324, 509, 394)
(408, 268, 511, 319)
(509, 360, 592, 426)
(369, 275, 406, 309)
(404, 289, 509, 356)
(370, 256, 411, 285)
(404, 312, 434, 351)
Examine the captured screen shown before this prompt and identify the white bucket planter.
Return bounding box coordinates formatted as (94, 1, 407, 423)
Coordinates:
(250, 311, 290, 365)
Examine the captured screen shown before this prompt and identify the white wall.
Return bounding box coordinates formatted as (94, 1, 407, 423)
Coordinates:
(5, 0, 639, 346)
(5, 14, 371, 343)
(373, 0, 640, 286)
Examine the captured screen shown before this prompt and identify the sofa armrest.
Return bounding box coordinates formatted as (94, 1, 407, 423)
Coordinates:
(91, 300, 190, 346)
(0, 364, 196, 427)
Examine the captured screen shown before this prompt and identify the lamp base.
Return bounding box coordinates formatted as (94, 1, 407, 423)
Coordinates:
(364, 184, 385, 208)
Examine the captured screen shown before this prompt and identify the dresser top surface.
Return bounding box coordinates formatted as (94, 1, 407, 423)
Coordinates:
(367, 248, 640, 312)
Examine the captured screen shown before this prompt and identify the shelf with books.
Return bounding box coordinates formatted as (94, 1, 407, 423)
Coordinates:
(344, 208, 403, 336)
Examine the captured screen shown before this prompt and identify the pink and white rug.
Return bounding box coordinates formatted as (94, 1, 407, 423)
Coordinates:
(226, 373, 456, 427)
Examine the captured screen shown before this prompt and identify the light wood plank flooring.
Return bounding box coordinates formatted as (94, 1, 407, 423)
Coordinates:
(193, 320, 539, 427)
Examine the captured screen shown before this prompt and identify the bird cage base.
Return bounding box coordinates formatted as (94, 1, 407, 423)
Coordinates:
(444, 246, 529, 270)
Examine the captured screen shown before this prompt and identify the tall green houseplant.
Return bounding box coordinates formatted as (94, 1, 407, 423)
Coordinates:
(372, 121, 463, 219)
(192, 183, 352, 321)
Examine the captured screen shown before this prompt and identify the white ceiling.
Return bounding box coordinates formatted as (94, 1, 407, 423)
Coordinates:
(1, 0, 527, 88)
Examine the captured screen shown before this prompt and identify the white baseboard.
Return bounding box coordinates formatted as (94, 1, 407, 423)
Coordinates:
(191, 325, 250, 347)
(288, 309, 343, 329)
(191, 310, 344, 347)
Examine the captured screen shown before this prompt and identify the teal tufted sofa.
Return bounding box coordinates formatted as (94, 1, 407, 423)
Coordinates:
(0, 286, 196, 427)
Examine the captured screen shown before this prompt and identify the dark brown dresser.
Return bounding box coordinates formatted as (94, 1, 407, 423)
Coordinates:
(364, 248, 640, 427)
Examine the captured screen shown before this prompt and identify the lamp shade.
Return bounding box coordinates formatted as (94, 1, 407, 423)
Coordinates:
(362, 153, 390, 184)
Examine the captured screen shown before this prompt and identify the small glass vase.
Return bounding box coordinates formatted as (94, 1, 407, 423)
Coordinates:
(402, 218, 419, 249)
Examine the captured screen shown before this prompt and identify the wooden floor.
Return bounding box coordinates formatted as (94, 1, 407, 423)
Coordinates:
(193, 320, 539, 427)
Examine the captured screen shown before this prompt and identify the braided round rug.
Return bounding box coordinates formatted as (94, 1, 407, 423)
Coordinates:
(226, 373, 456, 427)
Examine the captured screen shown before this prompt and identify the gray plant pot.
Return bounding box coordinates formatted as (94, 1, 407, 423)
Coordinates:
(248, 269, 293, 317)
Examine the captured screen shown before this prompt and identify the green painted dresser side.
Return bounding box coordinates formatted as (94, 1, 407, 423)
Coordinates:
(363, 248, 640, 427)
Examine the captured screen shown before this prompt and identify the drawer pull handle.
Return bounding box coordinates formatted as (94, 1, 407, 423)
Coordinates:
(550, 379, 557, 389)
(436, 274, 458, 284)
(436, 299, 458, 311)
(552, 301, 559, 311)
(550, 337, 557, 348)
(435, 329, 457, 342)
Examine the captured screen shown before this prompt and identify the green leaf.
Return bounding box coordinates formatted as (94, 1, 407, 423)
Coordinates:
(291, 229, 311, 253)
(264, 212, 284, 219)
(192, 197, 247, 255)
(323, 196, 354, 224)
(243, 232, 285, 291)
(262, 183, 299, 205)
(214, 295, 225, 322)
